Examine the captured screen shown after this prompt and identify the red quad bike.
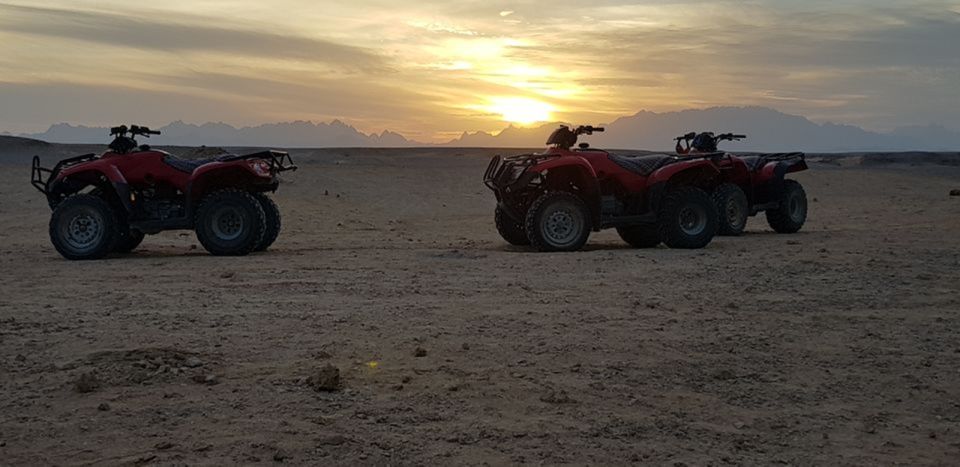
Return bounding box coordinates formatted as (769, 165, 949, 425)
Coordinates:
(31, 125, 296, 260)
(483, 125, 728, 252)
(674, 132, 808, 236)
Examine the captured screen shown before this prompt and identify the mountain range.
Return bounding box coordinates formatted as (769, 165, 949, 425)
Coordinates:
(15, 107, 960, 152)
(18, 120, 411, 148)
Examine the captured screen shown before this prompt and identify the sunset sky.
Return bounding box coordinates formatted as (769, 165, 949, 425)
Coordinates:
(1, 0, 958, 141)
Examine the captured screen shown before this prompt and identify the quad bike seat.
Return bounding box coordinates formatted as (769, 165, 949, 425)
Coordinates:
(163, 155, 229, 173)
(739, 153, 804, 172)
(607, 153, 679, 176)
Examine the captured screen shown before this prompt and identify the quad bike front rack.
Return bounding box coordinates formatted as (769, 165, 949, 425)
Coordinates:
(31, 153, 98, 195)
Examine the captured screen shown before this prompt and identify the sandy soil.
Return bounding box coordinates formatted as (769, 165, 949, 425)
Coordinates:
(1, 146, 960, 465)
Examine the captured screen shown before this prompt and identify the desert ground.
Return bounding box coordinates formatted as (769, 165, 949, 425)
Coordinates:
(1, 140, 959, 465)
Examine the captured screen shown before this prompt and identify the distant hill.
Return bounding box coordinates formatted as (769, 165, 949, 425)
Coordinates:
(23, 120, 419, 148)
(16, 107, 960, 151)
(443, 107, 960, 152)
(0, 135, 50, 148)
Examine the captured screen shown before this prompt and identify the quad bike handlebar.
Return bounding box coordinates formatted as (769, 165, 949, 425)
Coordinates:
(575, 125, 604, 135)
(110, 124, 161, 137)
(675, 131, 746, 154)
(674, 132, 746, 143)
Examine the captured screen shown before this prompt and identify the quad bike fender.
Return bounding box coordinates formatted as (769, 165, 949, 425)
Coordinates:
(528, 157, 604, 228)
(187, 162, 275, 200)
(528, 156, 598, 180)
(50, 165, 133, 212)
(758, 159, 807, 184)
(647, 159, 720, 186)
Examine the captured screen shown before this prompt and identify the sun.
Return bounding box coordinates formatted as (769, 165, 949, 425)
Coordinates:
(488, 97, 553, 125)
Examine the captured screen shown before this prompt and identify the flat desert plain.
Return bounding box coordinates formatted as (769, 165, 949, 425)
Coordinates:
(1, 143, 959, 465)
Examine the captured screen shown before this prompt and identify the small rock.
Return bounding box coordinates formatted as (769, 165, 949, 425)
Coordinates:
(786, 240, 801, 245)
(54, 361, 78, 371)
(184, 357, 204, 368)
(540, 389, 575, 404)
(461, 343, 470, 351)
(14, 354, 25, 362)
(220, 272, 235, 279)
(97, 403, 111, 411)
(154, 441, 174, 450)
(401, 376, 412, 384)
(713, 369, 736, 381)
(307, 364, 341, 392)
(273, 449, 289, 462)
(191, 374, 219, 385)
(74, 372, 100, 393)
(413, 347, 428, 358)
(316, 434, 349, 446)
(190, 244, 198, 250)
(950, 189, 960, 196)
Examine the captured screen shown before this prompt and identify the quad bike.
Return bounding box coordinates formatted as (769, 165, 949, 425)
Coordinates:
(483, 125, 727, 252)
(31, 124, 296, 260)
(673, 132, 808, 236)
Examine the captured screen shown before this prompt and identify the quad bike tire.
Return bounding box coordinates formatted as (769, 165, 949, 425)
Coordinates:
(713, 183, 749, 236)
(766, 179, 807, 233)
(525, 191, 591, 252)
(49, 194, 120, 260)
(114, 228, 145, 253)
(195, 189, 267, 256)
(252, 193, 281, 252)
(657, 186, 719, 249)
(617, 225, 660, 248)
(86, 186, 143, 253)
(495, 205, 530, 246)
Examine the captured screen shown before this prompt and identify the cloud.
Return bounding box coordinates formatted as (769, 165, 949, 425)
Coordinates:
(0, 3, 387, 70)
(0, 0, 958, 137)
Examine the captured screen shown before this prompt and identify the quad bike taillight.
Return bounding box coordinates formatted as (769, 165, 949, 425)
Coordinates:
(248, 160, 272, 177)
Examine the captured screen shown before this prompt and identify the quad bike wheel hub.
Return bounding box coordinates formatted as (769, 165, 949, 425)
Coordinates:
(64, 213, 102, 250)
(543, 208, 581, 245)
(679, 205, 708, 236)
(788, 194, 804, 222)
(212, 207, 244, 241)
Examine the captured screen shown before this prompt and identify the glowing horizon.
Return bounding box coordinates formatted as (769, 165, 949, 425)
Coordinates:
(1, 0, 958, 142)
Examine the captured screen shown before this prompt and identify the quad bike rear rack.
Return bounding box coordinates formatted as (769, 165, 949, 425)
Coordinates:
(31, 153, 98, 195)
(219, 150, 298, 173)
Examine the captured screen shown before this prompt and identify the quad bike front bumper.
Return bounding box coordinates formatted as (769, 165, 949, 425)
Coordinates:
(483, 154, 551, 223)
